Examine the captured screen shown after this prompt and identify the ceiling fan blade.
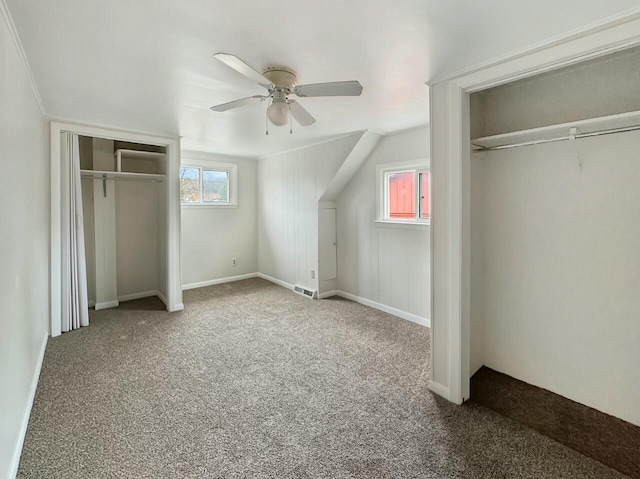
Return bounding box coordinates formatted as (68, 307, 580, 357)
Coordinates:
(213, 53, 273, 88)
(294, 81, 363, 97)
(209, 95, 267, 112)
(289, 101, 316, 126)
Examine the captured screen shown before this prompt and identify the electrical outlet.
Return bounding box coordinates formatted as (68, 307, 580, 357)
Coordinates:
(232, 257, 237, 267)
(311, 269, 316, 279)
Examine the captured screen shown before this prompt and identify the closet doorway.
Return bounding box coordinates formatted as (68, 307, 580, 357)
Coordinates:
(467, 45, 640, 426)
(80, 137, 167, 312)
(428, 13, 640, 405)
(51, 122, 183, 337)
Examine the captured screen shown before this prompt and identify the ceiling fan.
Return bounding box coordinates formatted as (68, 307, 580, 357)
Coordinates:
(210, 53, 363, 133)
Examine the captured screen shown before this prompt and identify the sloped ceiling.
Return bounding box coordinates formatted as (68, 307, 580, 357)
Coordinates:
(6, 0, 639, 157)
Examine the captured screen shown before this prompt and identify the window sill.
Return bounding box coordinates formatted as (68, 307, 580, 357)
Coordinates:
(374, 220, 430, 230)
(181, 203, 238, 209)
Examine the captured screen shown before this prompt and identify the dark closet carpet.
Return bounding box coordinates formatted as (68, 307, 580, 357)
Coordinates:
(18, 279, 627, 478)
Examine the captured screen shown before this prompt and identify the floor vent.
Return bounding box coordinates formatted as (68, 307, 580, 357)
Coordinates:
(293, 285, 317, 299)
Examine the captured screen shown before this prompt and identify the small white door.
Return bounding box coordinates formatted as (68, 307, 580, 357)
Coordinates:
(319, 208, 337, 281)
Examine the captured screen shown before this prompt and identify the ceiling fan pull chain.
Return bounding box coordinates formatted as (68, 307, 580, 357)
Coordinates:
(289, 104, 293, 134)
(265, 100, 270, 136)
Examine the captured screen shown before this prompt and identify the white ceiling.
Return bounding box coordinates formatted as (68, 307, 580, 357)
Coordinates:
(6, 0, 640, 157)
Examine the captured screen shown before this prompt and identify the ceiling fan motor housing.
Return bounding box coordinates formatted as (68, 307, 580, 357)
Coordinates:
(263, 66, 298, 93)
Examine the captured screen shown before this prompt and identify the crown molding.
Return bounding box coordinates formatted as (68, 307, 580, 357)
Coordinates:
(0, 0, 46, 115)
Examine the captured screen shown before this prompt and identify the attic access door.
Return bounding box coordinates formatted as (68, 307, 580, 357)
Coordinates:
(319, 208, 337, 281)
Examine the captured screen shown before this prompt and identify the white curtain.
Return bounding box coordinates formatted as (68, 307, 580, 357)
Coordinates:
(61, 132, 89, 332)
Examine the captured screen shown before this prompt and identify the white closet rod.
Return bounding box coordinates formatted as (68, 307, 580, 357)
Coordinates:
(80, 175, 163, 183)
(476, 123, 640, 151)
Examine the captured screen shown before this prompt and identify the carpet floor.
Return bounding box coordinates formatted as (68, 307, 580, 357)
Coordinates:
(18, 278, 627, 478)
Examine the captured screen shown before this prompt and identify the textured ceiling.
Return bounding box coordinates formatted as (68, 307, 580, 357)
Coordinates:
(6, 0, 639, 157)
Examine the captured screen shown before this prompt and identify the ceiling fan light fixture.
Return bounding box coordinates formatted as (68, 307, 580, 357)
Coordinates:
(210, 54, 363, 130)
(267, 101, 290, 127)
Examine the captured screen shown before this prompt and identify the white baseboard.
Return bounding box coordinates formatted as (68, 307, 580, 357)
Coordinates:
(117, 290, 160, 302)
(182, 273, 259, 291)
(157, 291, 168, 307)
(170, 303, 184, 312)
(8, 331, 48, 479)
(330, 290, 430, 328)
(428, 380, 451, 400)
(256, 273, 294, 290)
(94, 300, 119, 311)
(318, 290, 340, 299)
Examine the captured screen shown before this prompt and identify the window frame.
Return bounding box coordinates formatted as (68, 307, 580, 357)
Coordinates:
(376, 159, 430, 227)
(180, 159, 238, 208)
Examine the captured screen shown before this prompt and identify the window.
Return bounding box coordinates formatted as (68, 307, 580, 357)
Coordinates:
(377, 160, 430, 225)
(180, 161, 237, 207)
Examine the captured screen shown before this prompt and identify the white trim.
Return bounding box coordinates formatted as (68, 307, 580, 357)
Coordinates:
(454, 17, 640, 93)
(117, 290, 161, 302)
(8, 331, 48, 479)
(50, 127, 61, 337)
(428, 10, 640, 406)
(179, 160, 238, 207)
(376, 159, 430, 223)
(427, 380, 450, 399)
(180, 148, 257, 162)
(428, 7, 640, 86)
(318, 200, 337, 209)
(318, 290, 340, 299)
(0, 0, 46, 115)
(334, 290, 430, 328)
(182, 273, 259, 291)
(377, 158, 430, 171)
(94, 300, 119, 311)
(181, 204, 238, 209)
(45, 116, 178, 142)
(50, 121, 183, 336)
(256, 273, 295, 290)
(259, 278, 430, 327)
(180, 158, 235, 168)
(157, 291, 168, 307)
(374, 220, 430, 230)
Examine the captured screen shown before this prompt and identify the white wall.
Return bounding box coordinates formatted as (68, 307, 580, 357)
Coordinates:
(336, 128, 431, 322)
(116, 181, 160, 297)
(181, 152, 258, 287)
(471, 132, 640, 426)
(471, 46, 640, 138)
(0, 7, 48, 478)
(258, 134, 361, 290)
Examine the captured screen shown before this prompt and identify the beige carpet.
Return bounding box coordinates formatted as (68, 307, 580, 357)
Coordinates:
(18, 278, 626, 478)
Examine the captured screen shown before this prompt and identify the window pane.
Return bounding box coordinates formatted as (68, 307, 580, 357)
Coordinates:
(419, 171, 431, 220)
(387, 171, 415, 219)
(203, 169, 229, 203)
(180, 167, 200, 203)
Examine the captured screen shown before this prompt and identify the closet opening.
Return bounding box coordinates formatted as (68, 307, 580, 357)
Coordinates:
(50, 121, 183, 337)
(79, 136, 169, 312)
(466, 45, 640, 476)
